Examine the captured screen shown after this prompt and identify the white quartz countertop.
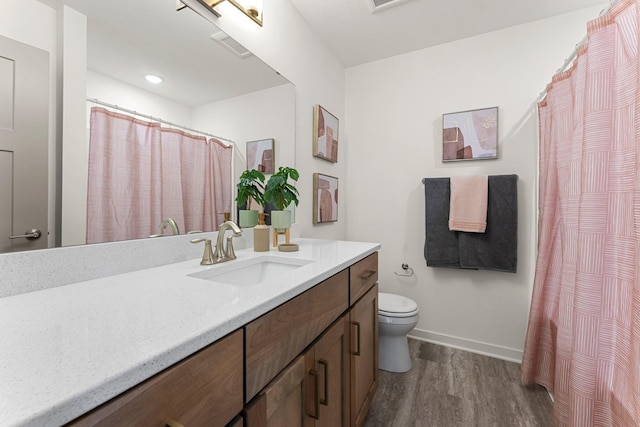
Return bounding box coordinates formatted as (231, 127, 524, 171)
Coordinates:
(0, 238, 380, 427)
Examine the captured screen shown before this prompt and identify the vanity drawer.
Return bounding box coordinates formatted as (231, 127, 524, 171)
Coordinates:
(68, 329, 243, 427)
(349, 252, 378, 305)
(245, 269, 349, 402)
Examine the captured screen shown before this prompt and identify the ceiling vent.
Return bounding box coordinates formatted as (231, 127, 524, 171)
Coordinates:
(210, 31, 252, 58)
(365, 0, 416, 14)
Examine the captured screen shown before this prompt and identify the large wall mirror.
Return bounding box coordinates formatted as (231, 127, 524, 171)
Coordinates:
(4, 0, 295, 251)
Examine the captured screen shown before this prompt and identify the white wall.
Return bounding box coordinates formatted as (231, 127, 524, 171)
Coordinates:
(207, 0, 347, 240)
(59, 6, 87, 247)
(344, 6, 605, 361)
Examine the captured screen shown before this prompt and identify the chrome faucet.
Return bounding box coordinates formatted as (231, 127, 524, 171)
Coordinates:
(159, 218, 180, 235)
(213, 220, 243, 263)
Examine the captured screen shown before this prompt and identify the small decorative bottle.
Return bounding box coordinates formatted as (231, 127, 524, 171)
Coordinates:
(254, 213, 269, 252)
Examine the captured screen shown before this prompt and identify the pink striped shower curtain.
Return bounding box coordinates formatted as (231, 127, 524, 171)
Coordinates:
(521, 0, 640, 425)
(86, 107, 232, 244)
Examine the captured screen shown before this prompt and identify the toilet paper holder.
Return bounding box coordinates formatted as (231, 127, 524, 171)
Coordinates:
(394, 263, 414, 277)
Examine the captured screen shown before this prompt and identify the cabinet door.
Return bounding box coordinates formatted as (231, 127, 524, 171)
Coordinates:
(245, 355, 307, 427)
(305, 315, 350, 427)
(349, 283, 379, 427)
(69, 329, 243, 427)
(245, 270, 348, 402)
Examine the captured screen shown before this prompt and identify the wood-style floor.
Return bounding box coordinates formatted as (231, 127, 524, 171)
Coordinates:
(364, 339, 553, 427)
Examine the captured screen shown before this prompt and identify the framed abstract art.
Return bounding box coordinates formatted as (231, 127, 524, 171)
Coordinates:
(313, 105, 339, 163)
(313, 173, 338, 224)
(442, 106, 498, 161)
(246, 138, 275, 174)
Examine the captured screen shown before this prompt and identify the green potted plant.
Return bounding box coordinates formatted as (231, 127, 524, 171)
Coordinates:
(236, 169, 266, 227)
(264, 166, 299, 231)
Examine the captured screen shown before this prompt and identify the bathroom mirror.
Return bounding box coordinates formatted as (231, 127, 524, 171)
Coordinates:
(20, 0, 294, 248)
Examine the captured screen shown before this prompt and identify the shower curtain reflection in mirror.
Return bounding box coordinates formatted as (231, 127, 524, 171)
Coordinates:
(86, 107, 232, 244)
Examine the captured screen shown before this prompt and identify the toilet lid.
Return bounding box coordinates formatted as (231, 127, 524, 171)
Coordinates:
(378, 293, 419, 317)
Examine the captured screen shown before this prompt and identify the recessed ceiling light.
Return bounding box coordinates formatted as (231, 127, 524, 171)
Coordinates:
(145, 74, 163, 84)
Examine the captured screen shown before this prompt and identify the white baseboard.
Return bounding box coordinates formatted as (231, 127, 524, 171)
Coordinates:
(408, 328, 523, 363)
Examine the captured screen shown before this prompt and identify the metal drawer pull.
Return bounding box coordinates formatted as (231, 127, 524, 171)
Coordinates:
(319, 359, 329, 406)
(308, 369, 320, 420)
(9, 229, 41, 240)
(352, 321, 361, 356)
(360, 270, 376, 281)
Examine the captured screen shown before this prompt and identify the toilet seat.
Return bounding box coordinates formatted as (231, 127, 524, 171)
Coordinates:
(378, 293, 419, 318)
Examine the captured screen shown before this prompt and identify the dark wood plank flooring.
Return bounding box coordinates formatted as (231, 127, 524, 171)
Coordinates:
(364, 339, 553, 427)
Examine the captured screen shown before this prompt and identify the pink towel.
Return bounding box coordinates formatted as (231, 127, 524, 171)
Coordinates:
(449, 176, 488, 233)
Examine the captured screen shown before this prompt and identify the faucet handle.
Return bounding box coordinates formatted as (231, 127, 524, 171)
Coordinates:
(225, 235, 237, 260)
(190, 238, 215, 265)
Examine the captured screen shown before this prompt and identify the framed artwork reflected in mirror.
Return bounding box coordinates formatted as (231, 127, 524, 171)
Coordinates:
(246, 138, 275, 174)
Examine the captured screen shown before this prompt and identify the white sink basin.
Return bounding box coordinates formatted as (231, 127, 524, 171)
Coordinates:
(188, 255, 313, 286)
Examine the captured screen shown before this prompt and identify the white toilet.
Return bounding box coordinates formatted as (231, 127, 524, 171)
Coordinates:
(378, 292, 420, 373)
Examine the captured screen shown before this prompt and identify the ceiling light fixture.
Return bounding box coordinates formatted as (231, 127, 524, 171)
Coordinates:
(178, 0, 263, 27)
(145, 75, 163, 84)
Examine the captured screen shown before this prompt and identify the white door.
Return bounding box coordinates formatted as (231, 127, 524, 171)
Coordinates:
(0, 35, 49, 253)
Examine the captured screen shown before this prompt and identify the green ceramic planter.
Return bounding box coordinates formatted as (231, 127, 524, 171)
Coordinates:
(270, 210, 291, 231)
(239, 210, 259, 228)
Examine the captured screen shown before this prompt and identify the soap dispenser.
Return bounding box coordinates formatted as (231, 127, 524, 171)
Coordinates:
(254, 213, 269, 252)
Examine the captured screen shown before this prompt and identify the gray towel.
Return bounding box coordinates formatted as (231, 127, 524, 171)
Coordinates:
(459, 175, 518, 272)
(423, 175, 518, 273)
(424, 178, 460, 268)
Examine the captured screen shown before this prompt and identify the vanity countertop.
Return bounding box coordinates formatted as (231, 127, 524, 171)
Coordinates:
(0, 238, 380, 427)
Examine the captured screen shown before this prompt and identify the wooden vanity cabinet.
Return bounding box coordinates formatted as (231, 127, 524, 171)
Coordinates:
(305, 314, 351, 426)
(228, 416, 245, 427)
(245, 314, 350, 427)
(67, 329, 243, 427)
(244, 269, 349, 403)
(348, 252, 379, 427)
(244, 355, 307, 427)
(349, 252, 378, 305)
(244, 252, 379, 427)
(349, 283, 379, 427)
(67, 251, 378, 427)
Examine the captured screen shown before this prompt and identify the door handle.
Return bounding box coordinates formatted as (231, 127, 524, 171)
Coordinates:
(352, 321, 361, 356)
(308, 369, 320, 420)
(9, 229, 42, 240)
(318, 359, 329, 406)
